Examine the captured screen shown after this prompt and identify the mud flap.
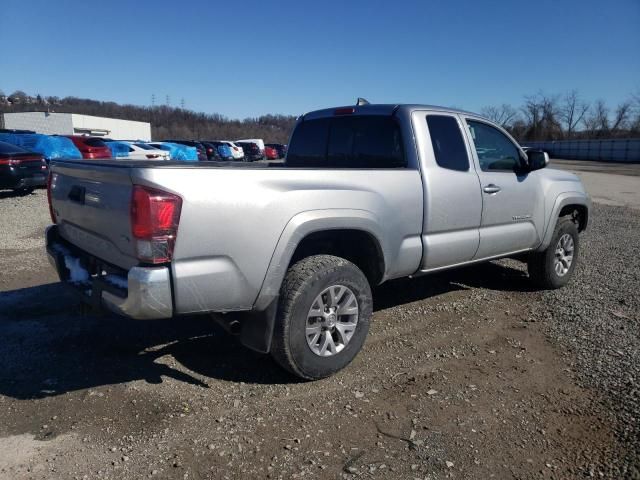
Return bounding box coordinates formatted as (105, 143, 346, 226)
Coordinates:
(234, 298, 279, 354)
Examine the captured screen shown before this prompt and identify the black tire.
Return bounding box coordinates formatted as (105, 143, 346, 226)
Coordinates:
(271, 255, 372, 380)
(528, 217, 579, 289)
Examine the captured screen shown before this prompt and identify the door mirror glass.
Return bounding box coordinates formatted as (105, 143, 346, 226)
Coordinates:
(526, 150, 549, 171)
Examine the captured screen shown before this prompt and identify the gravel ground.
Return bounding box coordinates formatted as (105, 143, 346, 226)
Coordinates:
(532, 204, 640, 473)
(0, 182, 639, 479)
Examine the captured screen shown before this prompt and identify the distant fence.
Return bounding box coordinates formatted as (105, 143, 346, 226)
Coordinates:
(522, 138, 640, 163)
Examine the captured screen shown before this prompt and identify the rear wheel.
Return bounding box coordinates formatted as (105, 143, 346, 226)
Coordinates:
(528, 217, 579, 289)
(271, 255, 372, 380)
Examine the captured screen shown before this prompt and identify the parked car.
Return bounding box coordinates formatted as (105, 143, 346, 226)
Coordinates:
(235, 141, 263, 162)
(45, 101, 590, 380)
(64, 135, 111, 159)
(162, 140, 208, 161)
(236, 138, 265, 155)
(264, 145, 279, 160)
(265, 143, 287, 159)
(124, 142, 171, 160)
(148, 142, 199, 161)
(207, 141, 234, 160)
(0, 141, 48, 194)
(0, 133, 82, 163)
(220, 141, 244, 160)
(199, 141, 223, 161)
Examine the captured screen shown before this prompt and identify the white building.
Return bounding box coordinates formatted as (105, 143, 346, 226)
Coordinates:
(0, 112, 151, 141)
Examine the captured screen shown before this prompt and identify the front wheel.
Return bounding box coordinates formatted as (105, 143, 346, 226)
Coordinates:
(271, 255, 372, 380)
(528, 217, 579, 289)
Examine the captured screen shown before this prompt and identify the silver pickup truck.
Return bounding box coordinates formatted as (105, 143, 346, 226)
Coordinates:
(46, 102, 590, 379)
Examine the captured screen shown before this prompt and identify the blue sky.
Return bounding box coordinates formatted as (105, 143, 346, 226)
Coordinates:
(1, 0, 638, 119)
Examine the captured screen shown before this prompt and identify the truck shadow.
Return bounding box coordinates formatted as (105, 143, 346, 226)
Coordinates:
(0, 261, 532, 398)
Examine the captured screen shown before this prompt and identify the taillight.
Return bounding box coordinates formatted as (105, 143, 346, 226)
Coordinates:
(47, 173, 57, 223)
(334, 107, 355, 115)
(131, 185, 182, 264)
(0, 157, 41, 165)
(232, 147, 238, 151)
(145, 154, 160, 159)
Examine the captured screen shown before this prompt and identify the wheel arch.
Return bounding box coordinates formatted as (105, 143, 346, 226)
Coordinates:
(253, 209, 387, 311)
(536, 192, 590, 252)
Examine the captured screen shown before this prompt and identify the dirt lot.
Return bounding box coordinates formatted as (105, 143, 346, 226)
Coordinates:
(0, 163, 639, 479)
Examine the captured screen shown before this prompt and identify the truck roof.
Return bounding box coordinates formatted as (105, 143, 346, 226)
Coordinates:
(302, 103, 481, 120)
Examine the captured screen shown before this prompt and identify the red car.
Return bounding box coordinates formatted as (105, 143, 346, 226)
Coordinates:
(65, 135, 111, 159)
(264, 145, 279, 160)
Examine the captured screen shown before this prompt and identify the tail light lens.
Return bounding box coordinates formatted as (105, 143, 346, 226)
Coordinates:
(131, 185, 182, 264)
(47, 173, 57, 223)
(0, 156, 43, 165)
(145, 154, 160, 159)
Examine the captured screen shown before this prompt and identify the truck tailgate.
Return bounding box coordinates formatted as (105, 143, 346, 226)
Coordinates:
(50, 161, 138, 270)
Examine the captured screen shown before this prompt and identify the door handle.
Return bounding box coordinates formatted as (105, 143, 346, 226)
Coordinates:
(483, 184, 501, 194)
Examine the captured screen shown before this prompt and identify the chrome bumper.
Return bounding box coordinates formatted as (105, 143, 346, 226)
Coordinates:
(46, 225, 173, 319)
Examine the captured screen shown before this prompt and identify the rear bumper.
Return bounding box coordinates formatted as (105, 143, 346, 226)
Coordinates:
(46, 225, 173, 319)
(0, 168, 47, 189)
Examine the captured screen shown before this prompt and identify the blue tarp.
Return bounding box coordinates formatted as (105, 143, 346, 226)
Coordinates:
(105, 141, 131, 158)
(217, 144, 233, 159)
(0, 133, 82, 161)
(153, 142, 198, 161)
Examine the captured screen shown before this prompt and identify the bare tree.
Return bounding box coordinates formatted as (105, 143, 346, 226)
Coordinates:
(631, 89, 640, 134)
(8, 90, 28, 103)
(610, 100, 632, 134)
(582, 99, 609, 137)
(521, 93, 562, 140)
(480, 104, 518, 127)
(559, 90, 590, 139)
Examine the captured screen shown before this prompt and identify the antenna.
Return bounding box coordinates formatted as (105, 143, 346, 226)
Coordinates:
(356, 97, 370, 106)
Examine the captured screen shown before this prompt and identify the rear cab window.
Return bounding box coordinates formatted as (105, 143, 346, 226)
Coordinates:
(286, 116, 405, 168)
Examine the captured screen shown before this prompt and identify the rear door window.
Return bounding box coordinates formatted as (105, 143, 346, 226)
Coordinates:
(426, 115, 469, 171)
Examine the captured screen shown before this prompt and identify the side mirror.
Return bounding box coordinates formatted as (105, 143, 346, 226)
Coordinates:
(526, 150, 549, 171)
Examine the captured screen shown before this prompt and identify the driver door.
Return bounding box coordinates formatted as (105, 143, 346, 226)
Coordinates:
(463, 118, 540, 259)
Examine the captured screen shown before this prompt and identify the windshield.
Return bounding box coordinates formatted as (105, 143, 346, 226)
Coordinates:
(134, 143, 154, 150)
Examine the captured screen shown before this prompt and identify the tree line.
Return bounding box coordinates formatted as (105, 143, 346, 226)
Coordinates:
(480, 90, 640, 141)
(0, 90, 297, 143)
(2, 88, 639, 143)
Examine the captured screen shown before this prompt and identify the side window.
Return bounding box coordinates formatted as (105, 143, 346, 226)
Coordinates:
(286, 118, 330, 167)
(466, 120, 521, 172)
(426, 115, 469, 171)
